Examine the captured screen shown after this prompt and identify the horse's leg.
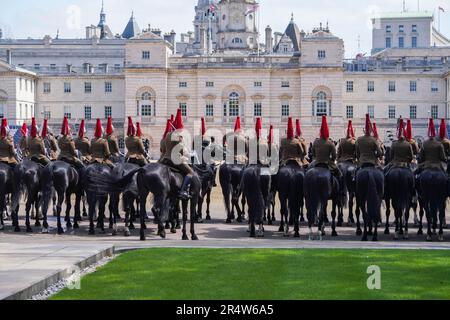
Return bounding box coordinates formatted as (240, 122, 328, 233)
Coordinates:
(404, 205, 410, 240)
(355, 204, 362, 236)
(438, 201, 445, 241)
(65, 192, 72, 229)
(361, 206, 368, 242)
(417, 201, 424, 235)
(425, 205, 433, 242)
(74, 192, 82, 229)
(279, 195, 287, 234)
(197, 193, 204, 223)
(182, 200, 189, 240)
(372, 213, 379, 242)
(385, 198, 391, 235)
(98, 196, 107, 234)
(205, 189, 212, 221)
(139, 191, 149, 241)
(56, 190, 64, 235)
(0, 197, 3, 231)
(82, 194, 88, 217)
(52, 189, 57, 217)
(190, 196, 199, 241)
(348, 192, 355, 225)
(240, 194, 246, 221)
(331, 199, 338, 237)
(25, 194, 33, 233)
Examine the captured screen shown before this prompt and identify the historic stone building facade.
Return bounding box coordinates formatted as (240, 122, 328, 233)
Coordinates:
(1, 1, 450, 156)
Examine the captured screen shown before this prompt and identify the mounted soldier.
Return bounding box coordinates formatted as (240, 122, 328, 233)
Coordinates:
(248, 117, 270, 166)
(356, 114, 383, 168)
(41, 119, 58, 161)
(105, 117, 121, 158)
(160, 109, 194, 200)
(125, 118, 148, 167)
(27, 117, 51, 167)
(74, 119, 92, 164)
(372, 122, 385, 163)
(386, 118, 414, 174)
(0, 119, 18, 166)
(18, 122, 29, 159)
(418, 118, 446, 173)
(438, 119, 450, 157)
(405, 119, 420, 158)
(337, 120, 357, 164)
(57, 117, 84, 170)
(295, 119, 309, 167)
(160, 118, 174, 161)
(224, 116, 248, 165)
(279, 117, 305, 168)
(90, 118, 113, 167)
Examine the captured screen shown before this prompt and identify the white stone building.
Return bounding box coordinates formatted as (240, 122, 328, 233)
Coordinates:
(0, 1, 450, 156)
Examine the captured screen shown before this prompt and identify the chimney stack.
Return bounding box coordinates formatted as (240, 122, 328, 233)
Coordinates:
(6, 49, 11, 64)
(265, 26, 273, 53)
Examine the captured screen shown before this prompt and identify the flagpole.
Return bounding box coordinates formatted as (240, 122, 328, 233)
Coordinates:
(257, 2, 260, 57)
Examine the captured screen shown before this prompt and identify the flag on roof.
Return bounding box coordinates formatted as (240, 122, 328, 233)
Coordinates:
(245, 3, 259, 16)
(209, 3, 217, 13)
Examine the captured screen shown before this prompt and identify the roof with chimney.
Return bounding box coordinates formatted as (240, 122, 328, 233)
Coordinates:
(274, 14, 302, 53)
(122, 12, 141, 39)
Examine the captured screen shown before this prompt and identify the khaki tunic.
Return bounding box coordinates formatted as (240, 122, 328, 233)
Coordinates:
(57, 136, 77, 161)
(419, 138, 446, 171)
(299, 137, 310, 165)
(408, 139, 420, 156)
(0, 137, 18, 165)
(19, 136, 29, 158)
(46, 135, 58, 160)
(356, 135, 383, 166)
(440, 138, 450, 157)
(75, 137, 92, 162)
(27, 137, 49, 163)
(337, 138, 356, 163)
(279, 137, 305, 167)
(312, 138, 338, 172)
(125, 136, 148, 165)
(161, 131, 193, 176)
(90, 138, 112, 165)
(160, 138, 167, 160)
(106, 135, 120, 156)
(390, 139, 414, 167)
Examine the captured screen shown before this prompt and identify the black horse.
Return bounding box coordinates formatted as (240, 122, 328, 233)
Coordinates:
(417, 169, 448, 241)
(336, 161, 357, 226)
(355, 166, 384, 241)
(0, 163, 20, 231)
(193, 163, 216, 222)
(304, 166, 339, 240)
(277, 162, 304, 237)
(385, 167, 415, 239)
(219, 163, 245, 223)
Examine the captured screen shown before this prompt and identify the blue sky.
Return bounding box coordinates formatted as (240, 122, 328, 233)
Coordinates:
(0, 0, 449, 58)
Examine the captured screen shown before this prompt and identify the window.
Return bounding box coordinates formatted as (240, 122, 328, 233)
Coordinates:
(431, 81, 439, 92)
(254, 82, 262, 87)
(206, 82, 214, 87)
(43, 111, 51, 119)
(232, 37, 243, 44)
(105, 82, 112, 93)
(410, 105, 417, 119)
(254, 102, 262, 117)
(399, 25, 404, 33)
(50, 64, 56, 70)
(281, 81, 290, 88)
(85, 82, 92, 93)
(412, 25, 417, 33)
(318, 50, 326, 59)
(346, 81, 354, 92)
(228, 92, 239, 116)
(386, 25, 391, 33)
(64, 82, 71, 93)
(84, 106, 92, 120)
(104, 106, 112, 118)
(205, 104, 214, 117)
(368, 105, 375, 119)
(368, 81, 375, 92)
(18, 64, 24, 68)
(386, 37, 391, 48)
(315, 92, 328, 116)
(431, 105, 439, 119)
(114, 64, 121, 71)
(179, 82, 187, 88)
(388, 106, 396, 119)
(388, 81, 396, 92)
(410, 81, 417, 92)
(346, 106, 354, 119)
(64, 106, 72, 119)
(141, 104, 152, 116)
(0, 105, 3, 118)
(34, 64, 40, 70)
(281, 104, 290, 117)
(179, 103, 187, 117)
(43, 82, 51, 94)
(142, 51, 150, 59)
(399, 37, 404, 48)
(412, 37, 417, 48)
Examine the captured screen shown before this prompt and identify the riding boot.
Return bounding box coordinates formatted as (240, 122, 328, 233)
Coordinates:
(179, 176, 192, 200)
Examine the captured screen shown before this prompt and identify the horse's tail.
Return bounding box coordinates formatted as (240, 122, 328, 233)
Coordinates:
(242, 166, 264, 223)
(219, 166, 232, 217)
(366, 170, 382, 222)
(88, 167, 144, 194)
(41, 164, 54, 218)
(305, 170, 328, 220)
(288, 168, 303, 218)
(389, 169, 411, 218)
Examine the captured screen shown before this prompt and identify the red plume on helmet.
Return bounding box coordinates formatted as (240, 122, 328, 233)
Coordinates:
(428, 118, 436, 138)
(255, 118, 262, 140)
(94, 119, 103, 138)
(295, 119, 302, 138)
(78, 119, 86, 138)
(406, 119, 413, 140)
(397, 118, 405, 139)
(373, 123, 379, 139)
(163, 119, 173, 139)
(21, 122, 28, 137)
(41, 119, 48, 138)
(0, 119, 8, 138)
(201, 117, 206, 137)
(106, 117, 114, 136)
(268, 125, 274, 145)
(127, 117, 135, 137)
(365, 114, 372, 136)
(234, 116, 241, 133)
(320, 115, 330, 139)
(174, 109, 184, 130)
(60, 117, 70, 136)
(346, 120, 355, 138)
(287, 117, 294, 139)
(31, 118, 38, 138)
(136, 122, 142, 138)
(439, 119, 447, 139)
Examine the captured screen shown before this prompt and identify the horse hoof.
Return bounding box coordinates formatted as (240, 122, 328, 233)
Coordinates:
(165, 223, 170, 230)
(426, 235, 432, 242)
(384, 229, 390, 235)
(74, 223, 79, 229)
(88, 230, 95, 235)
(226, 219, 232, 224)
(57, 228, 64, 235)
(34, 221, 41, 227)
(197, 218, 203, 224)
(170, 228, 176, 234)
(417, 229, 423, 235)
(14, 227, 20, 233)
(356, 229, 362, 236)
(140, 235, 146, 241)
(294, 232, 300, 238)
(109, 224, 114, 230)
(159, 231, 166, 239)
(206, 215, 211, 221)
(66, 223, 72, 230)
(182, 234, 189, 241)
(283, 234, 290, 238)
(129, 224, 135, 230)
(332, 231, 338, 237)
(42, 228, 49, 234)
(438, 235, 444, 242)
(236, 217, 243, 223)
(176, 224, 181, 230)
(26, 226, 33, 233)
(361, 237, 368, 242)
(278, 226, 284, 232)
(124, 230, 131, 237)
(191, 234, 199, 241)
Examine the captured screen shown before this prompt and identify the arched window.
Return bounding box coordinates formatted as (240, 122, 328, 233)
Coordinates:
(137, 91, 155, 117)
(228, 92, 240, 117)
(315, 91, 328, 116)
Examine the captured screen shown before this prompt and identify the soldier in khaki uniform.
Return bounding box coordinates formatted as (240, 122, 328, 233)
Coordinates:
(372, 122, 385, 164)
(160, 119, 174, 160)
(27, 118, 50, 166)
(18, 122, 29, 159)
(389, 119, 414, 168)
(310, 115, 341, 178)
(57, 117, 84, 169)
(105, 117, 121, 157)
(405, 119, 420, 157)
(41, 119, 58, 161)
(0, 119, 18, 166)
(295, 119, 309, 167)
(223, 117, 248, 165)
(90, 119, 113, 167)
(74, 119, 92, 164)
(418, 118, 447, 172)
(356, 115, 383, 168)
(248, 118, 270, 166)
(279, 117, 305, 168)
(438, 119, 450, 158)
(125, 118, 148, 167)
(337, 120, 357, 163)
(160, 109, 194, 200)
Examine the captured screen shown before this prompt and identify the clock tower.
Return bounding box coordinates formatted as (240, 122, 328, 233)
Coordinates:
(216, 0, 259, 51)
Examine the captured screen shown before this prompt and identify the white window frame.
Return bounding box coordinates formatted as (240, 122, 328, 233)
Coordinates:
(388, 106, 396, 119)
(84, 106, 92, 120)
(43, 82, 51, 94)
(346, 105, 354, 119)
(410, 105, 417, 119)
(105, 82, 112, 93)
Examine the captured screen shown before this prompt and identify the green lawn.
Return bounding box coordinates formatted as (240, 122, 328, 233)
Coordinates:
(52, 248, 450, 300)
